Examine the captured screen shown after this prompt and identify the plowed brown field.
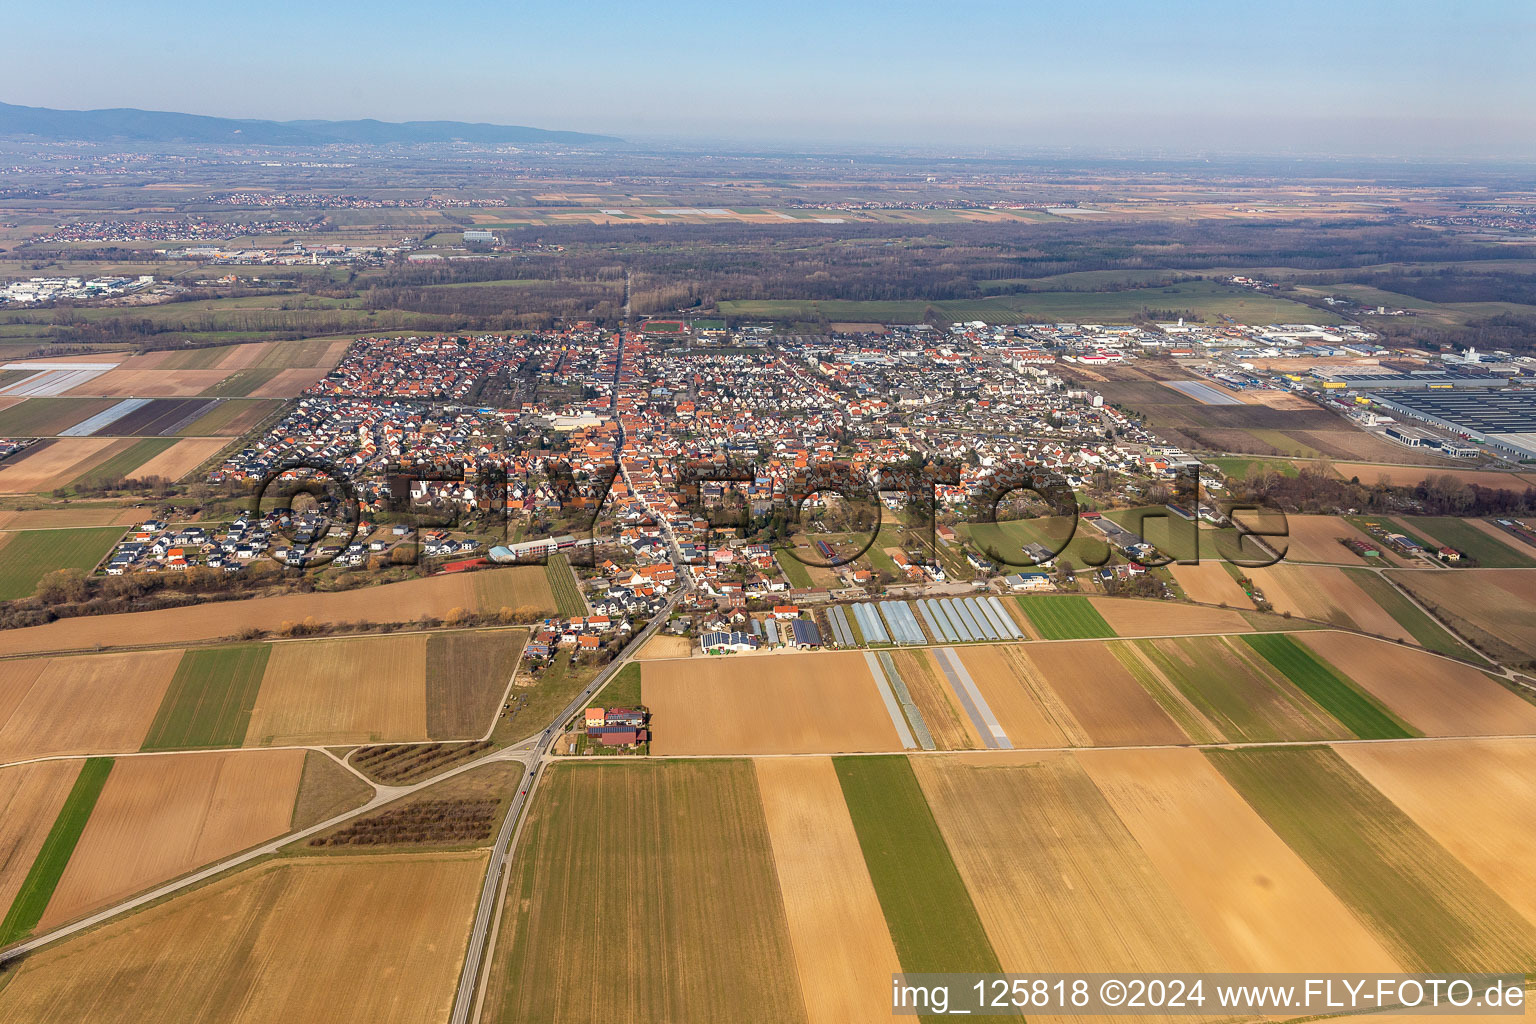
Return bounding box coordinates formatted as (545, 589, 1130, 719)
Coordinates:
(955, 644, 1079, 747)
(0, 572, 526, 657)
(64, 369, 231, 397)
(1020, 642, 1187, 746)
(0, 438, 119, 493)
(38, 749, 306, 929)
(643, 652, 901, 755)
(1301, 632, 1536, 736)
(889, 649, 982, 749)
(913, 752, 1224, 975)
(0, 853, 486, 1024)
(0, 761, 83, 917)
(1087, 597, 1252, 636)
(1247, 564, 1414, 641)
(246, 634, 428, 746)
(756, 758, 901, 1024)
(125, 437, 229, 482)
(1169, 561, 1252, 606)
(1078, 747, 1398, 971)
(1338, 738, 1536, 927)
(0, 650, 181, 762)
(1390, 569, 1536, 661)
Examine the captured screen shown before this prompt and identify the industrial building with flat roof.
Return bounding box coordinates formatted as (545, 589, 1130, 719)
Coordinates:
(1367, 388, 1536, 460)
(1316, 365, 1516, 390)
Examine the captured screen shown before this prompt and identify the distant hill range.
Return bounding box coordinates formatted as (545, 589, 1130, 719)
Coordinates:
(0, 101, 621, 146)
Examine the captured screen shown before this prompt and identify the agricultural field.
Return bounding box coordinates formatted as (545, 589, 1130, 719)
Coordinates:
(1239, 633, 1415, 740)
(1208, 746, 1536, 972)
(0, 507, 141, 530)
(635, 633, 692, 660)
(247, 633, 428, 746)
(889, 648, 984, 750)
(642, 652, 902, 755)
(0, 852, 488, 1024)
(1114, 635, 1350, 744)
(1328, 462, 1536, 490)
(0, 761, 83, 931)
(121, 436, 230, 481)
(0, 397, 116, 436)
(487, 761, 807, 1024)
(952, 645, 1077, 748)
(66, 437, 176, 487)
(470, 565, 558, 615)
(36, 749, 306, 931)
(1338, 738, 1536, 926)
(1168, 560, 1252, 606)
(0, 758, 112, 947)
(1338, 568, 1473, 659)
(1276, 514, 1384, 564)
(543, 552, 586, 616)
(1086, 596, 1252, 636)
(0, 650, 182, 762)
(1408, 517, 1536, 568)
(0, 526, 123, 600)
(1390, 568, 1536, 665)
(1079, 747, 1397, 972)
(172, 397, 283, 436)
(754, 758, 903, 1024)
(1246, 563, 1416, 641)
(1298, 632, 1536, 737)
(0, 569, 553, 657)
(1018, 640, 1187, 746)
(912, 752, 1220, 974)
(140, 643, 272, 750)
(0, 438, 122, 493)
(1014, 594, 1114, 639)
(423, 628, 526, 738)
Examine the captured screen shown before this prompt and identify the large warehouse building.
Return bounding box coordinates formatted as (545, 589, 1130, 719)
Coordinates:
(1367, 388, 1536, 460)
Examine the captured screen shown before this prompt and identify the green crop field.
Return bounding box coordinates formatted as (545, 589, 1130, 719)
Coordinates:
(1412, 517, 1536, 568)
(1206, 456, 1300, 479)
(425, 628, 527, 738)
(1208, 746, 1536, 972)
(593, 661, 641, 710)
(1239, 633, 1415, 739)
(173, 398, 283, 437)
(775, 549, 815, 589)
(1118, 636, 1347, 743)
(543, 552, 586, 616)
(68, 437, 177, 489)
(834, 755, 1002, 984)
(0, 398, 116, 437)
(0, 526, 124, 600)
(1015, 594, 1115, 639)
(718, 280, 1342, 326)
(140, 644, 271, 750)
(0, 758, 114, 946)
(1339, 568, 1481, 661)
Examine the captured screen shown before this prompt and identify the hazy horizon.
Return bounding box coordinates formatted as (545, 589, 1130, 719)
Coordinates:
(4, 0, 1534, 158)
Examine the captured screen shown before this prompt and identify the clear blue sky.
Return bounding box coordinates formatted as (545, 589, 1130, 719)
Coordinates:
(5, 0, 1533, 155)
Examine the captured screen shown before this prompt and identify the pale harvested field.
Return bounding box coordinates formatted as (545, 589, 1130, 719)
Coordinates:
(755, 758, 902, 1024)
(635, 633, 693, 660)
(1169, 560, 1252, 606)
(890, 649, 982, 749)
(39, 749, 306, 929)
(1391, 568, 1536, 660)
(1301, 632, 1536, 736)
(1078, 747, 1398, 972)
(246, 634, 428, 746)
(212, 343, 271, 370)
(0, 506, 142, 530)
(1248, 564, 1414, 641)
(469, 566, 558, 614)
(1280, 514, 1375, 563)
(0, 573, 482, 656)
(955, 644, 1078, 747)
(0, 437, 119, 493)
(0, 853, 486, 1024)
(0, 650, 181, 762)
(248, 367, 328, 397)
(64, 369, 232, 397)
(1329, 462, 1536, 490)
(644, 652, 901, 755)
(1087, 596, 1252, 636)
(1339, 738, 1536, 927)
(1021, 641, 1187, 746)
(0, 761, 83, 917)
(125, 436, 229, 482)
(913, 752, 1225, 975)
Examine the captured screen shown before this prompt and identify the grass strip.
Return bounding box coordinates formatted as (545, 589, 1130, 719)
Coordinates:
(1015, 594, 1115, 639)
